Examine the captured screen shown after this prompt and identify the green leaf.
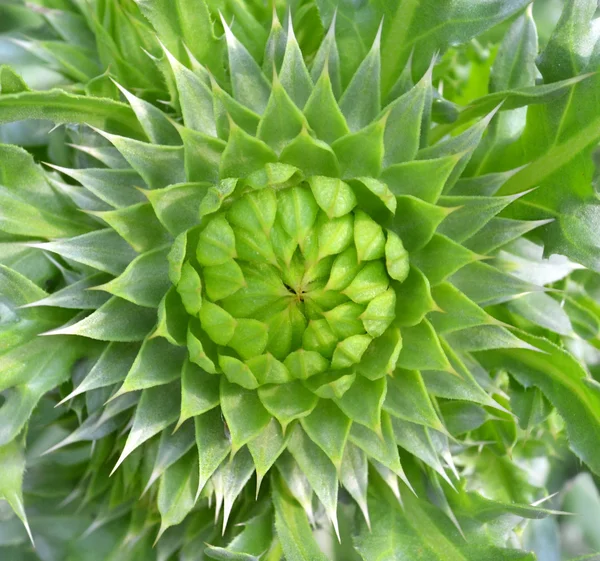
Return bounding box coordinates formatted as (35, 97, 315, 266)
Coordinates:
(0, 186, 90, 239)
(204, 260, 246, 302)
(340, 442, 370, 526)
(179, 360, 220, 428)
(93, 246, 171, 308)
(355, 475, 537, 561)
(342, 261, 389, 304)
(382, 155, 460, 205)
(134, 0, 222, 76)
(279, 128, 341, 177)
(0, 338, 83, 445)
(398, 320, 452, 372)
(391, 418, 449, 481)
(222, 17, 271, 114)
(220, 378, 270, 453)
(207, 508, 273, 560)
(30, 229, 137, 276)
(480, 331, 600, 475)
(358, 326, 403, 380)
(385, 370, 444, 431)
(258, 381, 317, 430)
(58, 342, 139, 402)
(279, 19, 313, 108)
(176, 262, 203, 315)
(157, 449, 199, 539)
(113, 81, 179, 146)
(0, 440, 33, 544)
(117, 337, 185, 395)
(439, 402, 487, 435)
(144, 420, 195, 494)
(304, 67, 349, 144)
(335, 375, 386, 432)
(332, 116, 386, 178)
(46, 297, 156, 342)
(257, 76, 306, 154)
(247, 419, 289, 490)
(450, 262, 542, 306)
(24, 273, 110, 311)
(219, 447, 256, 531)
(272, 474, 328, 561)
(96, 130, 185, 190)
(219, 355, 259, 390)
(112, 381, 180, 474)
(392, 196, 452, 252)
(412, 235, 477, 286)
(46, 165, 146, 209)
(195, 408, 231, 498)
(287, 426, 339, 537)
(180, 127, 225, 183)
(437, 193, 523, 243)
(435, 76, 590, 142)
(379, 0, 531, 93)
(155, 287, 189, 346)
(0, 65, 29, 94)
(339, 26, 381, 131)
(393, 267, 437, 327)
(220, 122, 277, 178)
(161, 47, 216, 136)
(0, 89, 140, 132)
(308, 176, 356, 219)
(301, 400, 351, 470)
(383, 69, 430, 165)
(349, 412, 407, 483)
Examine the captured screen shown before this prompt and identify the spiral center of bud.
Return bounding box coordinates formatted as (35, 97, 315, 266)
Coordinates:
(176, 177, 407, 389)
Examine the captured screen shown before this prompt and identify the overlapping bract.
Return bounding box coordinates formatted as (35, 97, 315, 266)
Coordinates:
(1, 1, 600, 560)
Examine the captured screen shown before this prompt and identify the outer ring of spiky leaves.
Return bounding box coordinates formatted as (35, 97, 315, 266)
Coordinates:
(2, 8, 595, 546)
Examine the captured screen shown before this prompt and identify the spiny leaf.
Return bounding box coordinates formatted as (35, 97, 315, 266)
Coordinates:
(134, 0, 223, 76)
(385, 370, 445, 432)
(94, 129, 185, 190)
(332, 115, 386, 178)
(279, 18, 313, 108)
(157, 449, 199, 540)
(301, 400, 351, 470)
(57, 342, 139, 403)
(221, 16, 271, 114)
(0, 440, 33, 545)
(116, 337, 186, 395)
(93, 246, 170, 307)
(257, 381, 317, 431)
(220, 378, 271, 453)
(339, 24, 381, 131)
(287, 426, 339, 539)
(144, 420, 195, 495)
(45, 297, 156, 342)
(113, 81, 179, 145)
(161, 46, 216, 136)
(335, 375, 386, 433)
(112, 381, 181, 475)
(248, 419, 288, 492)
(29, 229, 136, 276)
(272, 474, 328, 561)
(195, 408, 231, 499)
(45, 165, 146, 208)
(0, 89, 140, 132)
(304, 66, 349, 144)
(279, 128, 341, 177)
(257, 75, 306, 154)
